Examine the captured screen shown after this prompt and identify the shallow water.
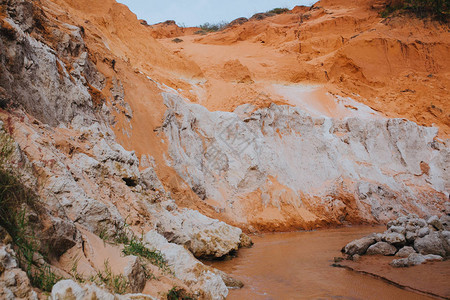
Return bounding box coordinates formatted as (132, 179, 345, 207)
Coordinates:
(206, 226, 434, 300)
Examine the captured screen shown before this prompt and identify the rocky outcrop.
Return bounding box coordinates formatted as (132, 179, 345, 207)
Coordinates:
(51, 280, 155, 300)
(0, 240, 38, 300)
(123, 256, 147, 294)
(0, 0, 247, 297)
(144, 230, 229, 299)
(0, 0, 102, 126)
(151, 207, 244, 258)
(163, 93, 449, 229)
(342, 214, 450, 267)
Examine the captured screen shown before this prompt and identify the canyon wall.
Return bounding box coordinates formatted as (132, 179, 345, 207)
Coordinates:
(162, 93, 448, 231)
(0, 0, 449, 298)
(0, 0, 248, 298)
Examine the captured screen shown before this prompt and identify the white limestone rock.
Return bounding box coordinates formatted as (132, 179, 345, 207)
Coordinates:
(144, 230, 228, 299)
(162, 93, 449, 226)
(0, 245, 38, 300)
(153, 208, 243, 258)
(51, 280, 156, 300)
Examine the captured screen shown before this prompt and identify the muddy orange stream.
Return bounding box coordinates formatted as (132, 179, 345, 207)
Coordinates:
(206, 226, 435, 300)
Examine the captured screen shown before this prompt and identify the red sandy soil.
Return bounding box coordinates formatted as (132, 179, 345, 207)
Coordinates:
(336, 256, 450, 299)
(159, 0, 450, 137)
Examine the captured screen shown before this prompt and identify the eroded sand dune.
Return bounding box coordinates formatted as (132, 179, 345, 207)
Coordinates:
(0, 0, 449, 298)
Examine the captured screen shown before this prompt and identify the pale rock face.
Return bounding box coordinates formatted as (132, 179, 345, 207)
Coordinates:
(0, 17, 92, 127)
(144, 230, 228, 299)
(0, 2, 244, 298)
(140, 167, 165, 192)
(151, 207, 243, 258)
(162, 93, 449, 228)
(0, 244, 38, 300)
(51, 280, 156, 300)
(92, 138, 140, 182)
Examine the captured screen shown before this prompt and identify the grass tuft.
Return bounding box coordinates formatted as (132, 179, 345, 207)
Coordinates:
(122, 236, 169, 272)
(166, 286, 195, 300)
(90, 260, 130, 295)
(30, 265, 63, 293)
(98, 220, 170, 273)
(198, 22, 228, 32)
(0, 129, 62, 292)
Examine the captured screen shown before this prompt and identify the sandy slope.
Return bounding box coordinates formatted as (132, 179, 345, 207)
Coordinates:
(158, 0, 450, 137)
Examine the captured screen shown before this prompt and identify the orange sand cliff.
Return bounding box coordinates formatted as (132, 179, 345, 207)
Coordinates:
(33, 0, 449, 230)
(1, 0, 449, 297)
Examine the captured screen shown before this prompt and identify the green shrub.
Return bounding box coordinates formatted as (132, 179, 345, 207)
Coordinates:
(194, 30, 207, 35)
(122, 236, 169, 272)
(29, 265, 63, 293)
(166, 286, 194, 300)
(172, 38, 183, 43)
(98, 221, 170, 273)
(90, 260, 129, 295)
(267, 8, 290, 14)
(198, 22, 228, 32)
(381, 0, 449, 21)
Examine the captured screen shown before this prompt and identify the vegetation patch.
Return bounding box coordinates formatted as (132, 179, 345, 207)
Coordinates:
(0, 129, 62, 292)
(166, 286, 195, 300)
(98, 222, 171, 273)
(267, 8, 290, 14)
(89, 260, 129, 295)
(122, 236, 170, 273)
(198, 22, 228, 32)
(172, 38, 183, 43)
(380, 0, 449, 21)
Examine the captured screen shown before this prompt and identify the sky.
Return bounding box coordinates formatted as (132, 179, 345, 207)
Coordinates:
(117, 0, 317, 27)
